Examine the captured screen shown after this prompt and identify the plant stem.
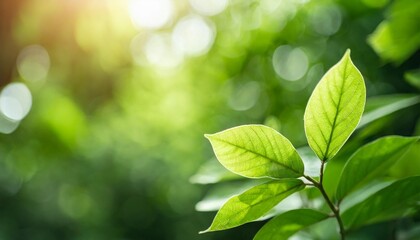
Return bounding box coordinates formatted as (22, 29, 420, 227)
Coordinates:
(320, 160, 326, 185)
(318, 181, 345, 240)
(304, 174, 345, 240)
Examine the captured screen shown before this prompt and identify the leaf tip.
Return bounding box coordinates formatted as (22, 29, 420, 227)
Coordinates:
(204, 133, 213, 140)
(342, 49, 352, 61)
(199, 228, 211, 234)
(345, 48, 351, 55)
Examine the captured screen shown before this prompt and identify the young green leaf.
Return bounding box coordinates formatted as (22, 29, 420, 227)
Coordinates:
(205, 125, 304, 179)
(200, 179, 305, 233)
(253, 209, 329, 240)
(304, 50, 366, 161)
(336, 136, 419, 201)
(342, 176, 420, 230)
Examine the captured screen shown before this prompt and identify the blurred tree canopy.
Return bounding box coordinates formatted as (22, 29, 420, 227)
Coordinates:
(0, 0, 419, 239)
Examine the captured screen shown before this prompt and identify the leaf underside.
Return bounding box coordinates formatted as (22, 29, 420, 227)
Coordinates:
(304, 50, 366, 161)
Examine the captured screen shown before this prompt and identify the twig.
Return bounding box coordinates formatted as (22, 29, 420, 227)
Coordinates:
(304, 173, 345, 240)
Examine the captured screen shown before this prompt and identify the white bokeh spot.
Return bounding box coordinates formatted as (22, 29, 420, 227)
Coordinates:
(129, 0, 174, 30)
(172, 15, 215, 57)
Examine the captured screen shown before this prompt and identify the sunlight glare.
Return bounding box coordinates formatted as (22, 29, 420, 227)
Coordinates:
(189, 0, 228, 16)
(0, 83, 32, 122)
(129, 0, 174, 30)
(144, 33, 183, 68)
(130, 33, 148, 66)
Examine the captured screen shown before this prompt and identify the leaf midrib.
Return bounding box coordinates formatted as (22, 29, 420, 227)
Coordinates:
(322, 57, 349, 161)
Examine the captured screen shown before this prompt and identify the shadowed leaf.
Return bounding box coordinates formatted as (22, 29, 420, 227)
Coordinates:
(342, 176, 420, 229)
(336, 136, 419, 201)
(254, 209, 329, 240)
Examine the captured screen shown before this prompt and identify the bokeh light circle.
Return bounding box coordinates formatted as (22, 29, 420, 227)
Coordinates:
(309, 4, 342, 36)
(189, 0, 228, 16)
(17, 45, 50, 84)
(144, 33, 183, 68)
(130, 33, 148, 66)
(129, 0, 174, 30)
(228, 81, 261, 111)
(0, 82, 32, 121)
(172, 15, 215, 57)
(0, 113, 20, 134)
(272, 45, 309, 81)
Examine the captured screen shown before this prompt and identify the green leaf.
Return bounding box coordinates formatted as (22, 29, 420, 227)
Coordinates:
(342, 176, 420, 230)
(358, 94, 420, 128)
(389, 140, 420, 178)
(339, 179, 395, 218)
(336, 136, 419, 201)
(205, 125, 304, 179)
(200, 179, 305, 233)
(304, 50, 366, 161)
(368, 0, 420, 63)
(253, 209, 329, 240)
(405, 69, 420, 90)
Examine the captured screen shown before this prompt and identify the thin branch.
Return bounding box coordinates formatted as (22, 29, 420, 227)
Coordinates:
(318, 183, 345, 240)
(304, 174, 346, 240)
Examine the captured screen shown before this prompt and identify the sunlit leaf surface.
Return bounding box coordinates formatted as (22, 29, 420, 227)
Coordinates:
(205, 125, 304, 179)
(201, 179, 305, 232)
(304, 50, 366, 161)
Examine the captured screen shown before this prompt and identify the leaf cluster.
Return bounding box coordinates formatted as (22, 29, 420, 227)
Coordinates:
(200, 50, 420, 239)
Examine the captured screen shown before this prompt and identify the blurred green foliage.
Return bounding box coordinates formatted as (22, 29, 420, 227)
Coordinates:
(0, 0, 419, 239)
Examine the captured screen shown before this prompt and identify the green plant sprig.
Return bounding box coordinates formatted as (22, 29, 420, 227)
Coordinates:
(200, 50, 420, 239)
